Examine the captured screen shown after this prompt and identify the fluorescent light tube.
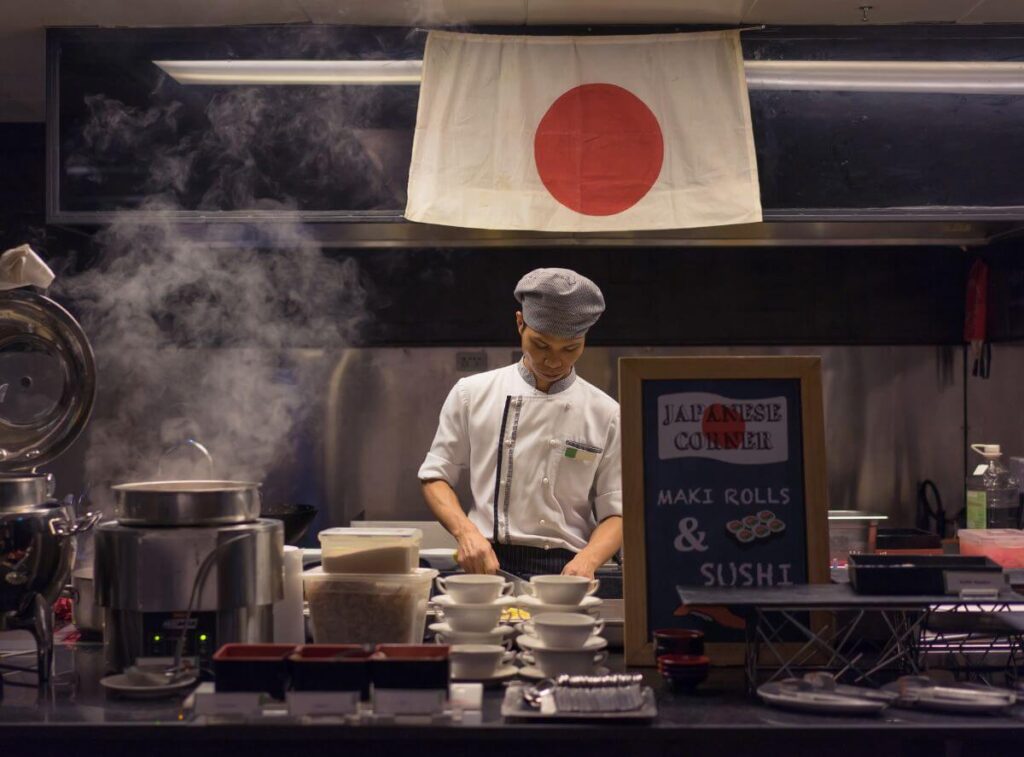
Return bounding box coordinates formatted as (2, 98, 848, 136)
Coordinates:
(153, 60, 423, 85)
(743, 60, 1024, 95)
(155, 59, 1024, 94)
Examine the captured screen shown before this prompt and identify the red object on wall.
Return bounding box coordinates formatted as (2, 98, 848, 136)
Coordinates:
(964, 259, 989, 344)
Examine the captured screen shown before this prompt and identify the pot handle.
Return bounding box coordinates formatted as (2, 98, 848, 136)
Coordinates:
(157, 438, 215, 478)
(49, 511, 101, 537)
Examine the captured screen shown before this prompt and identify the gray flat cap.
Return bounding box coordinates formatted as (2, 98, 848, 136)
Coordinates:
(514, 268, 605, 338)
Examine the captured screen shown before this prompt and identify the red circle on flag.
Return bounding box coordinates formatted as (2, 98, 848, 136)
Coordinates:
(533, 83, 664, 216)
(702, 404, 745, 450)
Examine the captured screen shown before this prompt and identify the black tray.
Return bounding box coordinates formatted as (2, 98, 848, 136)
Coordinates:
(848, 554, 1004, 595)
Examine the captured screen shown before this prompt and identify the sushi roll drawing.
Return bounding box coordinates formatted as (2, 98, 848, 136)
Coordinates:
(769, 518, 786, 534)
(742, 515, 760, 529)
(753, 523, 771, 539)
(757, 510, 775, 523)
(726, 520, 744, 535)
(736, 529, 756, 544)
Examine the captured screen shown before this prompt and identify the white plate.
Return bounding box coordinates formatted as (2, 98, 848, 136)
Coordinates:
(432, 594, 517, 608)
(451, 664, 520, 684)
(882, 682, 1017, 713)
(758, 683, 889, 715)
(516, 595, 603, 614)
(100, 673, 199, 700)
(518, 634, 607, 652)
(518, 665, 611, 681)
(428, 622, 515, 643)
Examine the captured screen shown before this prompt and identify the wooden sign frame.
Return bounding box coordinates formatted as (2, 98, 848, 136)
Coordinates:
(620, 356, 830, 666)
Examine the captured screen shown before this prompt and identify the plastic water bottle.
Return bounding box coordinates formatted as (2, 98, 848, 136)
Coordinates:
(966, 444, 1022, 529)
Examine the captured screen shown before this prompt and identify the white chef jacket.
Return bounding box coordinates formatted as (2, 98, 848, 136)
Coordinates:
(418, 362, 622, 552)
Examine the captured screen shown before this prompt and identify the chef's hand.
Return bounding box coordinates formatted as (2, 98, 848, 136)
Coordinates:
(562, 551, 600, 579)
(456, 528, 500, 574)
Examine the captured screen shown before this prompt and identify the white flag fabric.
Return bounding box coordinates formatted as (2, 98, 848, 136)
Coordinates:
(405, 30, 762, 232)
(657, 392, 789, 465)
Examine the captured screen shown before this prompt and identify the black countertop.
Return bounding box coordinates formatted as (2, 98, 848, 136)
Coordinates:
(2, 642, 1024, 757)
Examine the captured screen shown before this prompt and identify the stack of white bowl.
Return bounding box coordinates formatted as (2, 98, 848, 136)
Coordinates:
(515, 576, 608, 678)
(428, 574, 517, 646)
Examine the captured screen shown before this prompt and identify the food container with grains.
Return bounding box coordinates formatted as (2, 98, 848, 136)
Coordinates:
(318, 527, 423, 574)
(303, 567, 438, 644)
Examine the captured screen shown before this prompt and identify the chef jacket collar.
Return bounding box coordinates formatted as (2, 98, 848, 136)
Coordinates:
(517, 359, 577, 395)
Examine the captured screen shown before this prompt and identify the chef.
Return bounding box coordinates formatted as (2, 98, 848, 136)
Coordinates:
(419, 268, 622, 579)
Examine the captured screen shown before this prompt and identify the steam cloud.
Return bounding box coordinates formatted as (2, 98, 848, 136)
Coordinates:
(58, 82, 378, 507)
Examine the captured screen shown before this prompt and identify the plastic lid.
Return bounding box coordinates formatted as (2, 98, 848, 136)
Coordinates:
(0, 290, 95, 471)
(318, 527, 423, 541)
(302, 566, 437, 582)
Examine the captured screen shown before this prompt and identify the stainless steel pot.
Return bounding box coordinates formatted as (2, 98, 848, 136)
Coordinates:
(113, 480, 261, 526)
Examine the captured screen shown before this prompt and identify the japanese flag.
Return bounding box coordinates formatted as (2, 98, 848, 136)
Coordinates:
(405, 30, 762, 232)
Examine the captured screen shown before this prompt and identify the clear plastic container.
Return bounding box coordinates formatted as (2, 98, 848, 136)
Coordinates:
(318, 527, 423, 574)
(966, 444, 1022, 529)
(303, 567, 438, 644)
(958, 528, 1024, 568)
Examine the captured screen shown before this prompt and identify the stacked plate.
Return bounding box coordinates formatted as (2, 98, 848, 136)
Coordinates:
(429, 574, 517, 648)
(516, 611, 609, 680)
(516, 574, 604, 618)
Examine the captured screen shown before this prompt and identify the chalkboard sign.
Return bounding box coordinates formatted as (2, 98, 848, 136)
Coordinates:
(620, 357, 829, 665)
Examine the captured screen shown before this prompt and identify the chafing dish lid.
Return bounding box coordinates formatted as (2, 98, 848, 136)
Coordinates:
(0, 289, 96, 471)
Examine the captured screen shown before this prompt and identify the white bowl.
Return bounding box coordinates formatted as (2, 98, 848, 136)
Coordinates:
(522, 575, 599, 605)
(434, 600, 506, 632)
(435, 574, 513, 604)
(521, 612, 604, 648)
(429, 622, 514, 646)
(518, 646, 609, 676)
(449, 644, 515, 680)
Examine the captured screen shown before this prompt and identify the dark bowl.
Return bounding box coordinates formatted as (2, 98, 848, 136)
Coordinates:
(212, 643, 298, 699)
(288, 644, 373, 697)
(658, 654, 710, 690)
(653, 628, 705, 658)
(373, 644, 450, 690)
(259, 503, 318, 545)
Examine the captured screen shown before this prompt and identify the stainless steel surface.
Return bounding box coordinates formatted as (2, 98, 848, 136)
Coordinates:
(95, 517, 283, 672)
(113, 480, 261, 526)
(325, 346, 965, 529)
(0, 473, 53, 512)
(94, 518, 283, 611)
(102, 605, 274, 674)
(0, 290, 96, 471)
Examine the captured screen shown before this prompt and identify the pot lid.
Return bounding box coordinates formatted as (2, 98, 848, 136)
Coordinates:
(0, 290, 96, 471)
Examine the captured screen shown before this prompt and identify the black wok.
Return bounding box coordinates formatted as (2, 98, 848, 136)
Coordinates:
(259, 503, 318, 545)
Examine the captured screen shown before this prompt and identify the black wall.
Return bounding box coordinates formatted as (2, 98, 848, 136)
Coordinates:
(0, 122, 993, 348)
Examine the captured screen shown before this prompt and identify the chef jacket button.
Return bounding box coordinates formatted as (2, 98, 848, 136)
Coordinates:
(542, 477, 549, 485)
(549, 439, 559, 448)
(505, 439, 512, 447)
(539, 519, 546, 525)
(544, 544, 550, 550)
(564, 403, 570, 411)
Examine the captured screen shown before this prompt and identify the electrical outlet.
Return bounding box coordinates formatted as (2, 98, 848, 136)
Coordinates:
(456, 351, 488, 373)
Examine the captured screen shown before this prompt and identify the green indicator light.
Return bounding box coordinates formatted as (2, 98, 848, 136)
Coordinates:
(199, 634, 208, 642)
(154, 634, 161, 642)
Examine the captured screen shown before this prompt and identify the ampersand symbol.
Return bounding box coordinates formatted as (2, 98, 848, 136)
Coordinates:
(674, 517, 708, 553)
